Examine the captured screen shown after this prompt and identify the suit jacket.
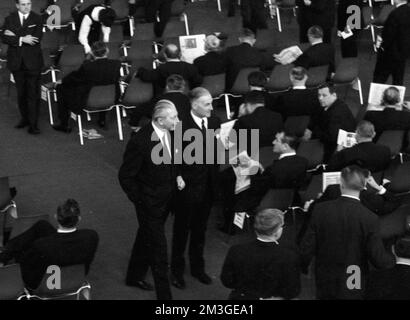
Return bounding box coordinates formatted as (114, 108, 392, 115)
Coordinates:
(58, 58, 122, 113)
(233, 107, 284, 154)
(20, 230, 99, 290)
(1, 11, 44, 72)
(327, 141, 391, 173)
(318, 184, 401, 217)
(364, 108, 410, 137)
(137, 60, 203, 93)
(225, 43, 264, 91)
(275, 88, 322, 120)
(310, 99, 356, 156)
(380, 3, 410, 61)
(118, 123, 178, 207)
(301, 196, 395, 299)
(193, 51, 227, 76)
(294, 42, 336, 73)
(177, 113, 221, 203)
(221, 240, 301, 300)
(296, 0, 336, 29)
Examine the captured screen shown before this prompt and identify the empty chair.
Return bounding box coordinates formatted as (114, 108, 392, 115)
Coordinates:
(124, 39, 154, 70)
(121, 78, 154, 112)
(306, 65, 329, 88)
(24, 265, 91, 300)
(0, 264, 25, 300)
(10, 214, 50, 240)
(297, 140, 324, 169)
(201, 73, 226, 99)
(284, 116, 311, 137)
(376, 130, 404, 158)
(266, 64, 293, 92)
(333, 58, 364, 105)
(272, 0, 297, 32)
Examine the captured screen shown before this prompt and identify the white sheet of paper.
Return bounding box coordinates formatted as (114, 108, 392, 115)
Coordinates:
(233, 212, 246, 229)
(341, 29, 353, 39)
(273, 45, 303, 65)
(322, 172, 341, 192)
(220, 120, 237, 149)
(179, 34, 206, 64)
(368, 83, 406, 106)
(337, 129, 357, 148)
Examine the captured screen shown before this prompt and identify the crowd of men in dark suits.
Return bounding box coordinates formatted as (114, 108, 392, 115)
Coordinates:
(2, 0, 410, 300)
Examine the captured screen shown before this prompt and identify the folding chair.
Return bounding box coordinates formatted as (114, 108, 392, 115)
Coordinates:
(120, 77, 154, 117)
(333, 58, 364, 106)
(23, 265, 91, 300)
(297, 139, 324, 170)
(10, 214, 51, 240)
(254, 28, 276, 50)
(387, 162, 410, 193)
(376, 130, 405, 160)
(306, 65, 329, 88)
(73, 84, 123, 145)
(284, 116, 310, 137)
(123, 39, 155, 73)
(270, 0, 297, 32)
(266, 64, 293, 92)
(0, 264, 26, 300)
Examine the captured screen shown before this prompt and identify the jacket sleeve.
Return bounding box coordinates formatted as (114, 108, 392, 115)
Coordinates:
(118, 136, 144, 204)
(277, 252, 301, 299)
(220, 247, 237, 289)
(300, 206, 318, 270)
(1, 16, 20, 47)
(136, 66, 159, 83)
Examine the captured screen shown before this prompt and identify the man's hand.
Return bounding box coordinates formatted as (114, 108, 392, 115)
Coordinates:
(302, 128, 312, 141)
(367, 175, 382, 192)
(304, 0, 312, 5)
(177, 176, 186, 191)
(4, 30, 16, 36)
(21, 35, 39, 45)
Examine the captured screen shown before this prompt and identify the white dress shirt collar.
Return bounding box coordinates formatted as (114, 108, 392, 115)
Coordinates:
(396, 2, 406, 8)
(152, 122, 171, 155)
(57, 227, 77, 234)
(341, 194, 361, 201)
(18, 11, 29, 25)
(396, 257, 410, 267)
(293, 85, 307, 90)
(257, 237, 279, 245)
(279, 151, 296, 160)
(191, 111, 208, 129)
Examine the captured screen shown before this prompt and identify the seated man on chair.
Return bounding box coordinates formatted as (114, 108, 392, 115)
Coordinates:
(52, 41, 122, 133)
(0, 199, 99, 291)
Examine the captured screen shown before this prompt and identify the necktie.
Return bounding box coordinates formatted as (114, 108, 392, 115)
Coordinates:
(22, 15, 26, 26)
(201, 119, 207, 134)
(161, 133, 171, 159)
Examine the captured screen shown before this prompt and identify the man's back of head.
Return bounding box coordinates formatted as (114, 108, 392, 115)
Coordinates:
(355, 120, 376, 143)
(238, 28, 256, 46)
(307, 25, 324, 44)
(289, 66, 308, 87)
(248, 71, 267, 90)
(243, 90, 265, 114)
(56, 199, 81, 229)
(340, 165, 366, 196)
(164, 44, 181, 61)
(99, 8, 116, 27)
(166, 74, 186, 93)
(90, 41, 109, 59)
(382, 87, 401, 107)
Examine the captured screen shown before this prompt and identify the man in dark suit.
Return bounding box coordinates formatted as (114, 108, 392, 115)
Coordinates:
(275, 66, 322, 121)
(364, 86, 410, 138)
(327, 120, 391, 173)
(221, 209, 301, 300)
(52, 42, 122, 132)
(232, 91, 283, 157)
(137, 43, 203, 94)
(193, 35, 227, 76)
(337, 0, 363, 57)
(1, 0, 44, 134)
(304, 83, 356, 161)
(240, 0, 267, 34)
(225, 28, 265, 91)
(118, 100, 179, 300)
(0, 199, 99, 290)
(300, 166, 395, 299)
(294, 25, 336, 74)
(171, 88, 221, 289)
(373, 0, 410, 85)
(143, 0, 174, 38)
(296, 0, 336, 43)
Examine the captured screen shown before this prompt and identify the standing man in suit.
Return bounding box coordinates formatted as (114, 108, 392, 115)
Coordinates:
(221, 209, 301, 300)
(300, 166, 395, 299)
(296, 0, 336, 43)
(1, 0, 44, 134)
(304, 83, 356, 161)
(327, 120, 391, 173)
(0, 199, 99, 290)
(119, 100, 179, 300)
(171, 87, 221, 289)
(373, 0, 410, 85)
(144, 0, 175, 38)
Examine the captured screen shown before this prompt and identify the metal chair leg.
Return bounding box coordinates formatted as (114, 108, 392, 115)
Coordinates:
(357, 78, 364, 105)
(224, 94, 231, 120)
(116, 106, 124, 141)
(46, 89, 54, 125)
(276, 7, 282, 32)
(78, 114, 84, 146)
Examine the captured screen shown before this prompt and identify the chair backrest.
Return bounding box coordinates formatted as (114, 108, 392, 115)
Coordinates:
(86, 84, 117, 111)
(257, 146, 276, 170)
(122, 78, 154, 107)
(0, 177, 11, 210)
(231, 67, 260, 95)
(257, 189, 295, 211)
(201, 73, 226, 98)
(171, 0, 186, 16)
(109, 24, 124, 44)
(0, 264, 25, 300)
(32, 264, 89, 299)
(59, 45, 85, 68)
(266, 64, 292, 91)
(297, 139, 324, 169)
(306, 65, 329, 88)
(373, 4, 395, 25)
(106, 42, 121, 60)
(127, 40, 154, 62)
(376, 130, 404, 157)
(284, 116, 311, 137)
(110, 0, 130, 21)
(255, 29, 275, 50)
(162, 20, 187, 38)
(333, 58, 359, 84)
(389, 162, 410, 193)
(10, 214, 51, 239)
(133, 23, 156, 41)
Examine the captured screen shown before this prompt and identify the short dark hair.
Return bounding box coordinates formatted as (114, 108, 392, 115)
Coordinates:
(239, 28, 256, 40)
(188, 87, 210, 103)
(248, 71, 267, 88)
(318, 82, 337, 95)
(290, 66, 307, 81)
(166, 74, 185, 91)
(308, 25, 324, 39)
(395, 236, 410, 259)
(164, 44, 180, 60)
(243, 90, 265, 105)
(382, 86, 400, 106)
(91, 41, 108, 57)
(99, 8, 116, 27)
(356, 120, 375, 139)
(341, 166, 366, 192)
(254, 209, 284, 237)
(280, 131, 301, 150)
(57, 199, 81, 228)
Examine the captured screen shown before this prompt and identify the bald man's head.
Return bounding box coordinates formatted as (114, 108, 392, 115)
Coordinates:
(164, 44, 180, 60)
